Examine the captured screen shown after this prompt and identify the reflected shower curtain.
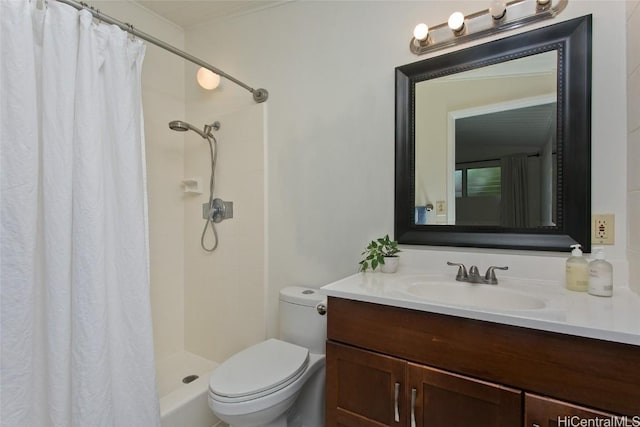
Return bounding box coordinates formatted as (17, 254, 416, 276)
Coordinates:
(1, 1, 160, 426)
(500, 153, 530, 228)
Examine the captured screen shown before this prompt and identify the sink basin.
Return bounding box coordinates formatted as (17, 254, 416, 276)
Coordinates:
(393, 278, 547, 311)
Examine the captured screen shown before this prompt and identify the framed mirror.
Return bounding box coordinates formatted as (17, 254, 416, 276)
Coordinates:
(395, 15, 592, 252)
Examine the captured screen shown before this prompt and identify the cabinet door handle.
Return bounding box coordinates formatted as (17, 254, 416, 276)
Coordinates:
(394, 382, 400, 422)
(410, 387, 417, 427)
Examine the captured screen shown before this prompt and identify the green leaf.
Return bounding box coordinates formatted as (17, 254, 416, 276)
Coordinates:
(360, 235, 402, 271)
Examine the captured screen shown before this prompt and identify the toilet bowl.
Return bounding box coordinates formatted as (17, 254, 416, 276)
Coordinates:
(208, 287, 326, 427)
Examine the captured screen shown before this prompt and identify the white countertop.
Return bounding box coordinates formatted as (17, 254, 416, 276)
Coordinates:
(321, 267, 640, 346)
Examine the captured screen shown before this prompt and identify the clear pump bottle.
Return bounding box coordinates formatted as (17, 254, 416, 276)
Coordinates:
(588, 248, 613, 297)
(566, 244, 588, 292)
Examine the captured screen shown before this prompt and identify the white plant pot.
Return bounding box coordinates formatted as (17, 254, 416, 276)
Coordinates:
(381, 256, 399, 273)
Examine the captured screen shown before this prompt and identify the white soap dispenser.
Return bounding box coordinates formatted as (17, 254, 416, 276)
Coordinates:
(588, 248, 613, 297)
(566, 244, 588, 292)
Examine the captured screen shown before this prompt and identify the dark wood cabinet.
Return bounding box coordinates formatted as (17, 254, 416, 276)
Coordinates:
(327, 341, 406, 426)
(525, 394, 619, 427)
(326, 297, 640, 426)
(326, 342, 522, 427)
(408, 363, 521, 427)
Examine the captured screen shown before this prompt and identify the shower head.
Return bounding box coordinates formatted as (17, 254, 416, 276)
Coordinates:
(168, 120, 189, 132)
(168, 120, 210, 139)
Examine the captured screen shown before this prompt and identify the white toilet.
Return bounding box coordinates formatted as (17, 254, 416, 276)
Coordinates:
(208, 287, 326, 427)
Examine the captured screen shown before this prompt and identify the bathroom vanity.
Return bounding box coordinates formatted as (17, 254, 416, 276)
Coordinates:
(331, 10, 631, 426)
(322, 272, 640, 427)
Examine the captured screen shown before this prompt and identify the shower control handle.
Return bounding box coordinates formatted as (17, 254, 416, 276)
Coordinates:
(203, 199, 233, 223)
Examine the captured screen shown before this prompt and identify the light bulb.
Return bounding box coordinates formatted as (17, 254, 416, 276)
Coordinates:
(448, 11, 465, 33)
(196, 67, 220, 90)
(536, 0, 551, 9)
(489, 0, 507, 19)
(413, 23, 429, 42)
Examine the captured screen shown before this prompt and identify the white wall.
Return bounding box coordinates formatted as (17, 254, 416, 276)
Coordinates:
(627, 0, 640, 294)
(93, 1, 186, 362)
(185, 0, 629, 337)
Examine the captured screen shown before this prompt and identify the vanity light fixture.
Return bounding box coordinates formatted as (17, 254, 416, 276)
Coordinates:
(410, 0, 568, 56)
(196, 67, 220, 90)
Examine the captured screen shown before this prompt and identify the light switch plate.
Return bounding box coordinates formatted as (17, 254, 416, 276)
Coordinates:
(436, 200, 446, 215)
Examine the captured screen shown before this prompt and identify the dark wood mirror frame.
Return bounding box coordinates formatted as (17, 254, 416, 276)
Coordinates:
(395, 15, 592, 252)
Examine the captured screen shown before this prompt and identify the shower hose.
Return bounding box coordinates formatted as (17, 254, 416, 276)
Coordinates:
(202, 134, 218, 252)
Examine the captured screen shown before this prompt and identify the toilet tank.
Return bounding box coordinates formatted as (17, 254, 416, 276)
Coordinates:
(279, 287, 327, 355)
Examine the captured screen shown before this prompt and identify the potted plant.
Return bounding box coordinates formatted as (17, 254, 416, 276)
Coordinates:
(359, 234, 401, 273)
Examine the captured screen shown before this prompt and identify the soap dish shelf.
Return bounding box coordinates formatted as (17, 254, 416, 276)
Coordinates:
(182, 178, 202, 194)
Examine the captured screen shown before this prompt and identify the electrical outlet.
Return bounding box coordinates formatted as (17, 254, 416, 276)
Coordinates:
(436, 200, 446, 215)
(592, 214, 615, 245)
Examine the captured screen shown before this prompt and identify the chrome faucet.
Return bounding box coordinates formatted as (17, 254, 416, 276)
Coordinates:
(447, 262, 508, 285)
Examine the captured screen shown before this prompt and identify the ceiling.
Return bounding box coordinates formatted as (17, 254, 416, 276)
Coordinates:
(134, 0, 285, 28)
(456, 103, 557, 163)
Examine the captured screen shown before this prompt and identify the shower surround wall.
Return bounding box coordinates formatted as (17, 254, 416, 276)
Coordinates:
(628, 0, 640, 295)
(185, 0, 630, 337)
(183, 104, 266, 363)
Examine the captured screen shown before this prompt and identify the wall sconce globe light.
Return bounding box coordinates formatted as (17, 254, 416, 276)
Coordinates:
(196, 67, 220, 90)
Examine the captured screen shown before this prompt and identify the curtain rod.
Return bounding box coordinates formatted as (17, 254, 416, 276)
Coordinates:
(455, 152, 547, 166)
(55, 0, 269, 103)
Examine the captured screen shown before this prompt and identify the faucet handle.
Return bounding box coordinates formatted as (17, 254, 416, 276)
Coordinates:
(469, 265, 480, 278)
(447, 262, 468, 281)
(484, 266, 508, 284)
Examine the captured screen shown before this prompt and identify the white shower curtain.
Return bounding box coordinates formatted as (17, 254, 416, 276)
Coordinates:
(500, 153, 530, 228)
(1, 1, 160, 426)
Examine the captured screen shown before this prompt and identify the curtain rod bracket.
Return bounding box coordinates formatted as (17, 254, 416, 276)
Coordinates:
(253, 88, 269, 103)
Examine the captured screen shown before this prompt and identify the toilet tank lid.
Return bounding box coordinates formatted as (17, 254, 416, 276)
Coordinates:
(279, 286, 326, 307)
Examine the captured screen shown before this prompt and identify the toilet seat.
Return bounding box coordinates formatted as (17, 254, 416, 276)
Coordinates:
(209, 339, 309, 403)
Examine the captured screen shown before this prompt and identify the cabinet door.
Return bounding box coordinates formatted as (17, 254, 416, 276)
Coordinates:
(327, 341, 407, 426)
(408, 363, 521, 427)
(525, 393, 620, 427)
